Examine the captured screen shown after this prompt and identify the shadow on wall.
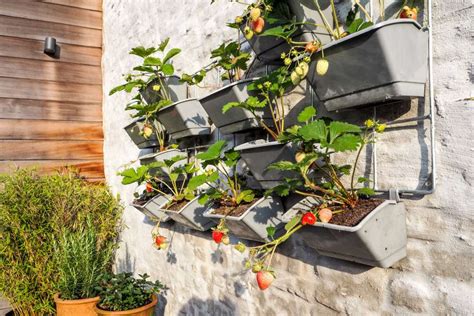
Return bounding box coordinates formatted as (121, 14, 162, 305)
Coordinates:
(177, 296, 236, 316)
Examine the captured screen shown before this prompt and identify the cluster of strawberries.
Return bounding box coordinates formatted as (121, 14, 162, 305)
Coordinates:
(241, 7, 265, 40)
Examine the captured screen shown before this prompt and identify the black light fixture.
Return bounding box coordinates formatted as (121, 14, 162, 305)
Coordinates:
(44, 37, 59, 57)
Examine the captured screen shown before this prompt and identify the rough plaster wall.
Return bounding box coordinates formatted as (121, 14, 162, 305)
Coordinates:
(103, 0, 473, 315)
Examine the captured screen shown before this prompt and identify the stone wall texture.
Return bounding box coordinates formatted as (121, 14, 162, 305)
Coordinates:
(103, 0, 473, 315)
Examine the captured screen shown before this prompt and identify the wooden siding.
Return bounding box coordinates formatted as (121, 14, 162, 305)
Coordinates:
(0, 0, 104, 180)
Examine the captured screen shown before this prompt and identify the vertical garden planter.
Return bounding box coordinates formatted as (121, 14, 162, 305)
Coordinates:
(307, 20, 428, 111)
(204, 196, 285, 242)
(234, 140, 298, 189)
(164, 197, 214, 231)
(283, 199, 407, 268)
(140, 75, 188, 104)
(131, 194, 171, 222)
(124, 117, 162, 149)
(199, 79, 273, 134)
(156, 98, 211, 139)
(139, 148, 187, 176)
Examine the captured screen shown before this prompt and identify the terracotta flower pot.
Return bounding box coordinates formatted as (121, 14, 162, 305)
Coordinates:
(54, 293, 100, 316)
(95, 294, 157, 316)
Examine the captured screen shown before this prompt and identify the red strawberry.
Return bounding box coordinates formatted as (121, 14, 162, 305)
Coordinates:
(155, 235, 167, 249)
(399, 6, 417, 20)
(318, 208, 333, 223)
(304, 41, 319, 53)
(145, 182, 153, 193)
(301, 212, 316, 225)
(212, 231, 224, 244)
(256, 270, 274, 290)
(251, 17, 265, 34)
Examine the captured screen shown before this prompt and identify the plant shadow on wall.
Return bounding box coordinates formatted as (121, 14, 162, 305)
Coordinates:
(177, 297, 236, 316)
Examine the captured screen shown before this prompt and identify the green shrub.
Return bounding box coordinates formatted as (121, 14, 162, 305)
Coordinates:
(96, 273, 164, 311)
(54, 217, 114, 300)
(0, 169, 123, 315)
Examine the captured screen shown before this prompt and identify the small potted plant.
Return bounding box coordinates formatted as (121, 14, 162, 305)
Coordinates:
(53, 219, 113, 316)
(110, 39, 189, 149)
(232, 107, 407, 290)
(195, 141, 286, 242)
(294, 1, 428, 110)
(95, 273, 164, 316)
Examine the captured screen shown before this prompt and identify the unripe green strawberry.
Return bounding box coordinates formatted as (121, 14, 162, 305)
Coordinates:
(235, 16, 243, 24)
(249, 7, 261, 21)
(316, 58, 329, 76)
(235, 242, 246, 253)
(142, 125, 153, 138)
(295, 66, 304, 76)
(221, 235, 230, 245)
(152, 84, 161, 91)
(244, 26, 254, 40)
(251, 263, 263, 273)
(284, 58, 292, 66)
(290, 71, 301, 85)
(300, 62, 309, 78)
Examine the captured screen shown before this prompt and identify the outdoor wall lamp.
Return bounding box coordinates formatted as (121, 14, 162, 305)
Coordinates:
(44, 37, 60, 58)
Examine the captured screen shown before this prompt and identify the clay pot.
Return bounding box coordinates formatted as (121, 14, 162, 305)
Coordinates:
(95, 295, 157, 316)
(54, 293, 100, 316)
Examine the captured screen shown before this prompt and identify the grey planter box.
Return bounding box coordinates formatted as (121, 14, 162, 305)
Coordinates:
(199, 79, 273, 135)
(124, 117, 161, 149)
(282, 198, 407, 268)
(164, 197, 214, 231)
(204, 196, 285, 242)
(140, 75, 188, 104)
(307, 20, 428, 111)
(139, 148, 187, 177)
(156, 98, 211, 140)
(234, 140, 298, 189)
(287, 0, 334, 46)
(131, 194, 171, 222)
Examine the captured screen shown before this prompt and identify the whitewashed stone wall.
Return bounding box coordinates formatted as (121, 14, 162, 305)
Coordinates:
(103, 0, 473, 315)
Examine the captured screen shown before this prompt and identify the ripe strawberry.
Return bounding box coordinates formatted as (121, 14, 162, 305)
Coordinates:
(301, 212, 316, 225)
(251, 17, 265, 34)
(256, 271, 274, 290)
(249, 7, 261, 22)
(212, 230, 225, 244)
(318, 208, 333, 223)
(316, 58, 329, 76)
(154, 235, 168, 250)
(400, 6, 417, 20)
(305, 41, 319, 53)
(145, 182, 153, 193)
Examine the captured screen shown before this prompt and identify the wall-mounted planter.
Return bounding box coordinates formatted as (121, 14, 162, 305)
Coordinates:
(124, 117, 162, 149)
(164, 197, 214, 231)
(131, 194, 171, 222)
(286, 0, 334, 46)
(156, 98, 211, 140)
(283, 198, 407, 268)
(199, 79, 273, 135)
(307, 20, 428, 111)
(234, 140, 298, 189)
(139, 148, 187, 176)
(204, 196, 285, 242)
(140, 75, 188, 104)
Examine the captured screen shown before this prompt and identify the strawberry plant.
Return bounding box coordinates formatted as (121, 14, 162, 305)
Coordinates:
(181, 41, 251, 85)
(109, 38, 182, 151)
(233, 106, 387, 290)
(193, 140, 258, 241)
(119, 155, 202, 210)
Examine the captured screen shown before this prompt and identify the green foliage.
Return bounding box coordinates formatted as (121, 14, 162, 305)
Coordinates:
(346, 18, 374, 35)
(181, 41, 250, 85)
(195, 141, 255, 206)
(0, 169, 122, 315)
(96, 273, 164, 311)
(55, 218, 114, 300)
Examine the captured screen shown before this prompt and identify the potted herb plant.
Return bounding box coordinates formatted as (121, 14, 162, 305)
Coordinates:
(95, 273, 164, 316)
(195, 141, 286, 242)
(291, 1, 428, 110)
(53, 219, 114, 316)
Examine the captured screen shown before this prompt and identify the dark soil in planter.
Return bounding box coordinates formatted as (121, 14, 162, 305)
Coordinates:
(329, 198, 384, 227)
(133, 195, 151, 206)
(166, 199, 189, 212)
(210, 198, 260, 217)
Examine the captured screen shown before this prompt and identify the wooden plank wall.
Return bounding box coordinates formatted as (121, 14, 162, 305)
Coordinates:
(0, 0, 104, 180)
